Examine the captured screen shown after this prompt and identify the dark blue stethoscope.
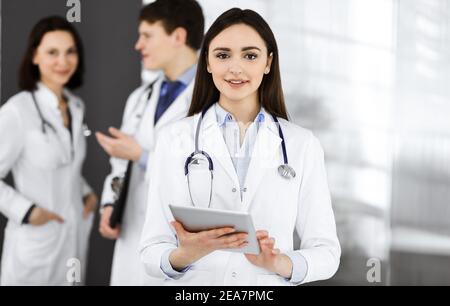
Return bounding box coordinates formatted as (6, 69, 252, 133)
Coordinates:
(31, 92, 92, 137)
(184, 104, 296, 207)
(32, 92, 58, 134)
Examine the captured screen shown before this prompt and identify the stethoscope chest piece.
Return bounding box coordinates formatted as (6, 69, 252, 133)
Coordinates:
(186, 105, 297, 207)
(83, 124, 92, 137)
(278, 164, 296, 179)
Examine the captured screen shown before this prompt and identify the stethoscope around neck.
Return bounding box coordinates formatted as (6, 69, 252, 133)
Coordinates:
(184, 104, 296, 208)
(31, 91, 92, 137)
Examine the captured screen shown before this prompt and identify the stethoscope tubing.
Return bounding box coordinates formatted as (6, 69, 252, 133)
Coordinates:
(185, 104, 295, 207)
(187, 104, 291, 174)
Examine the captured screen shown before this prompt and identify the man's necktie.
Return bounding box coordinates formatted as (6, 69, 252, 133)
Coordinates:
(154, 80, 186, 125)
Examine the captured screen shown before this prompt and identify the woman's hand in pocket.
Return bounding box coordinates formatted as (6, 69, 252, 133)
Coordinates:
(28, 206, 65, 226)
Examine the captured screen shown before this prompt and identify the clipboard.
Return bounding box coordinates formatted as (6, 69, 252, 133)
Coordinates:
(109, 161, 132, 228)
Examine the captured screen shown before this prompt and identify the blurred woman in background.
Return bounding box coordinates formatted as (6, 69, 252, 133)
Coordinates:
(0, 16, 96, 285)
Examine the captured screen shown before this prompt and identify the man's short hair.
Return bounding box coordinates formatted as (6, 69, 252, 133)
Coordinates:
(140, 0, 204, 50)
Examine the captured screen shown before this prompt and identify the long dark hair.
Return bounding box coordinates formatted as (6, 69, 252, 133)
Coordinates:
(188, 8, 288, 120)
(19, 16, 84, 91)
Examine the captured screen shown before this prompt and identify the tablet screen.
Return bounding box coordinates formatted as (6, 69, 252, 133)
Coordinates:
(169, 204, 260, 255)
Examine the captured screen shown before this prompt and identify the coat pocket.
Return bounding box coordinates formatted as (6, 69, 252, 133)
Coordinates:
(13, 222, 60, 284)
(23, 130, 69, 170)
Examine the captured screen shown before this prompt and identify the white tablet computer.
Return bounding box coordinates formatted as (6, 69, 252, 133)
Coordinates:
(169, 205, 260, 255)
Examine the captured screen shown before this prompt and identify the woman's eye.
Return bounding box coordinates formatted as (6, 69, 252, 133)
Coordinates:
(216, 53, 229, 60)
(67, 48, 78, 55)
(245, 53, 258, 60)
(48, 50, 58, 56)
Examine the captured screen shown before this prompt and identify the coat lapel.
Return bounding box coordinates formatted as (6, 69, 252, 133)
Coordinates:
(134, 78, 162, 147)
(199, 108, 240, 188)
(242, 112, 282, 209)
(35, 84, 72, 162)
(145, 77, 163, 129)
(193, 106, 284, 209)
(65, 90, 84, 147)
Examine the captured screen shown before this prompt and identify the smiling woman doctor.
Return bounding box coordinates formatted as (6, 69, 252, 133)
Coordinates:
(0, 16, 96, 285)
(139, 8, 341, 286)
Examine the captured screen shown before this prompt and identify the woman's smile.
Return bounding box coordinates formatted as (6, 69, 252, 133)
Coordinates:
(225, 79, 249, 88)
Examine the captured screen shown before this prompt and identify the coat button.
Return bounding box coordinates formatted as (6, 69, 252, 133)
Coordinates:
(232, 188, 237, 193)
(243, 188, 247, 192)
(232, 272, 237, 278)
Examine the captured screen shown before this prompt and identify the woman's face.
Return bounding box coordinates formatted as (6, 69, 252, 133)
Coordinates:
(33, 30, 79, 89)
(207, 23, 272, 105)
